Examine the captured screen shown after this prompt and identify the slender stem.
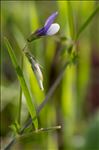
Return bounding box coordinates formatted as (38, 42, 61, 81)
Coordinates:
(22, 42, 29, 52)
(4, 60, 70, 150)
(18, 125, 61, 140)
(19, 61, 70, 133)
(4, 139, 16, 150)
(17, 56, 23, 125)
(17, 85, 22, 124)
(37, 61, 70, 113)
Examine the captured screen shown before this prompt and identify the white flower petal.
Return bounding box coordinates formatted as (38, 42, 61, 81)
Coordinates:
(46, 23, 60, 36)
(33, 63, 44, 91)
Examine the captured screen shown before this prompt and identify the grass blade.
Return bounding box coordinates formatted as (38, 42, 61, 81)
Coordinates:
(67, 1, 75, 39)
(76, 6, 99, 40)
(4, 37, 38, 130)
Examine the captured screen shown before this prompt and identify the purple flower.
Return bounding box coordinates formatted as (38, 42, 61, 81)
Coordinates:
(27, 12, 60, 42)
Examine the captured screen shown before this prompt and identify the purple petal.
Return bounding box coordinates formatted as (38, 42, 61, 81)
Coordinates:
(44, 12, 58, 32)
(35, 27, 46, 36)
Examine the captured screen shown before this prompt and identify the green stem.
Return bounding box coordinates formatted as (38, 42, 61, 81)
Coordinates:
(17, 55, 23, 125)
(18, 86, 22, 124)
(18, 125, 61, 140)
(4, 60, 71, 150)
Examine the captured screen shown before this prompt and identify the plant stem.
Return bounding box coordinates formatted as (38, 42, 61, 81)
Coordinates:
(4, 60, 70, 150)
(18, 125, 61, 140)
(17, 56, 23, 125)
(18, 86, 22, 124)
(37, 61, 70, 113)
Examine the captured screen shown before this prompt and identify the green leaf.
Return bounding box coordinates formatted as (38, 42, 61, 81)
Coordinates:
(67, 1, 75, 39)
(9, 121, 21, 134)
(76, 6, 99, 40)
(4, 37, 38, 130)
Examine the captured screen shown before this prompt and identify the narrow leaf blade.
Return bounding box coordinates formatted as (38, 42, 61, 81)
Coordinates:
(67, 1, 75, 39)
(76, 6, 99, 40)
(4, 37, 38, 129)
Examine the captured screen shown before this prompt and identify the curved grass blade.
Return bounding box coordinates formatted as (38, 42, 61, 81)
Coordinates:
(4, 37, 38, 130)
(76, 6, 99, 40)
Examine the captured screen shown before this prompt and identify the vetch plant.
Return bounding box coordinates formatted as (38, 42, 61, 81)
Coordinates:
(4, 5, 99, 149)
(27, 11, 60, 42)
(23, 12, 60, 91)
(4, 11, 61, 150)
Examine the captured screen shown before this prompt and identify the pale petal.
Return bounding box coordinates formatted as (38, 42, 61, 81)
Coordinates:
(44, 12, 58, 31)
(46, 23, 60, 36)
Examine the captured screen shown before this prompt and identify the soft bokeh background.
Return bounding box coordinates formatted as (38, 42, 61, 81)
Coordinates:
(1, 1, 99, 150)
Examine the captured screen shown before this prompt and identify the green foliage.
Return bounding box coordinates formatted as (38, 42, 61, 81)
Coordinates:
(76, 6, 99, 40)
(1, 1, 99, 150)
(4, 38, 38, 130)
(9, 121, 21, 135)
(67, 1, 75, 39)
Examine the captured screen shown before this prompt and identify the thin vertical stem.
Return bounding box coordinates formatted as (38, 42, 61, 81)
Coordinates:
(17, 56, 23, 125)
(4, 59, 73, 150)
(18, 86, 22, 124)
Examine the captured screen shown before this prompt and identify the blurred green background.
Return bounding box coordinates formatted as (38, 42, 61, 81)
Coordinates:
(1, 1, 99, 150)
